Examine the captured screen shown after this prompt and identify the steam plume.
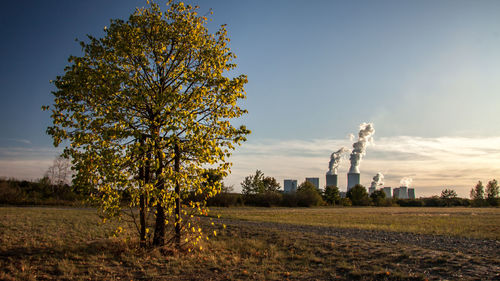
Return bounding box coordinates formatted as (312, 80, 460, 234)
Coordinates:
(349, 123, 375, 173)
(400, 177, 413, 187)
(327, 147, 349, 175)
(370, 173, 384, 189)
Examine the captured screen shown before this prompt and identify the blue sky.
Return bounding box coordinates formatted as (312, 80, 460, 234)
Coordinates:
(1, 0, 500, 196)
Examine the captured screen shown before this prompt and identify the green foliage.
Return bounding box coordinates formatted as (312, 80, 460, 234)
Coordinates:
(470, 181, 485, 200)
(241, 170, 281, 195)
(296, 181, 324, 207)
(323, 185, 340, 206)
(346, 184, 370, 206)
(0, 178, 83, 206)
(486, 179, 500, 206)
(44, 1, 249, 248)
(440, 189, 457, 199)
(369, 189, 386, 206)
(243, 192, 283, 207)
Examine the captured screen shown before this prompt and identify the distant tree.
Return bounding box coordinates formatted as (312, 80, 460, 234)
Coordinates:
(486, 179, 499, 199)
(470, 181, 485, 200)
(440, 189, 458, 199)
(440, 188, 458, 207)
(45, 156, 72, 187)
(347, 184, 370, 206)
(370, 189, 386, 206)
(296, 181, 323, 207)
(323, 185, 340, 206)
(241, 170, 281, 194)
(486, 179, 499, 206)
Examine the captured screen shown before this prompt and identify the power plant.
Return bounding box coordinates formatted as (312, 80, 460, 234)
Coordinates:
(281, 123, 417, 198)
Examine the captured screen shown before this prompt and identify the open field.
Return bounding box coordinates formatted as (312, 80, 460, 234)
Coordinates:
(1, 206, 499, 280)
(212, 207, 500, 240)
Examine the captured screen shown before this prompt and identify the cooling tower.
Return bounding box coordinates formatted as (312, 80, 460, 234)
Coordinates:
(284, 179, 298, 193)
(347, 173, 360, 191)
(325, 174, 338, 187)
(306, 177, 320, 189)
(408, 188, 415, 199)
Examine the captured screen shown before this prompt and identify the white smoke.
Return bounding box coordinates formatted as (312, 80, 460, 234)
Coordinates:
(327, 147, 349, 175)
(349, 122, 375, 173)
(400, 177, 413, 187)
(370, 172, 384, 189)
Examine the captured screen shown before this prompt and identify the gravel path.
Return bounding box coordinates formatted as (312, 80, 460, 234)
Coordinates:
(210, 217, 500, 258)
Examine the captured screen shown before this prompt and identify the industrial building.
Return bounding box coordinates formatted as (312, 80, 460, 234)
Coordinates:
(283, 179, 297, 193)
(325, 174, 338, 187)
(408, 188, 415, 199)
(305, 177, 319, 189)
(347, 172, 360, 190)
(383, 187, 392, 198)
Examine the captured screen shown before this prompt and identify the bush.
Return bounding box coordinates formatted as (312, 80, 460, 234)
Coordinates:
(296, 188, 323, 207)
(340, 197, 352, 206)
(397, 199, 424, 207)
(347, 184, 370, 206)
(243, 192, 283, 207)
(281, 193, 299, 207)
(207, 192, 241, 207)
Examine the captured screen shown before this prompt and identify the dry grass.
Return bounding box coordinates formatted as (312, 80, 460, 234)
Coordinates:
(211, 207, 500, 240)
(1, 206, 499, 280)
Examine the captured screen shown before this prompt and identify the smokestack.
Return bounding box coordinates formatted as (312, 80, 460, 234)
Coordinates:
(326, 174, 338, 187)
(347, 173, 360, 191)
(348, 123, 375, 174)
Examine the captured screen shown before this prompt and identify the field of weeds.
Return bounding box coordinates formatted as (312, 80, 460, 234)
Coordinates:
(212, 207, 500, 240)
(1, 206, 499, 280)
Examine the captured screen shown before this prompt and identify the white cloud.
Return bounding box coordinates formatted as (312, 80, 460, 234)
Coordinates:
(2, 136, 500, 198)
(0, 146, 61, 181)
(225, 136, 500, 197)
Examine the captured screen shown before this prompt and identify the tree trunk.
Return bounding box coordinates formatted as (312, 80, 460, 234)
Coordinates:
(139, 137, 149, 248)
(174, 142, 181, 249)
(139, 193, 146, 247)
(153, 150, 166, 247)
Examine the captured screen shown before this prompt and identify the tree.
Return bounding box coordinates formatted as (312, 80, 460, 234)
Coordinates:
(346, 184, 370, 206)
(241, 170, 281, 194)
(486, 179, 499, 199)
(323, 185, 340, 206)
(486, 179, 499, 206)
(296, 181, 323, 207)
(370, 189, 386, 206)
(45, 156, 72, 187)
(45, 1, 249, 249)
(440, 188, 458, 207)
(470, 181, 485, 200)
(440, 189, 457, 199)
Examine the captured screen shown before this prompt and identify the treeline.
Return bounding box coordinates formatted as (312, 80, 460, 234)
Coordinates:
(0, 178, 85, 206)
(203, 170, 500, 208)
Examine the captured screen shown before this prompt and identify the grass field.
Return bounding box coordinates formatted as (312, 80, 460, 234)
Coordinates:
(1, 206, 499, 280)
(211, 207, 500, 240)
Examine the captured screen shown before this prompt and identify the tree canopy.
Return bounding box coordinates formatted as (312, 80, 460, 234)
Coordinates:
(45, 1, 249, 248)
(241, 170, 281, 194)
(346, 184, 370, 206)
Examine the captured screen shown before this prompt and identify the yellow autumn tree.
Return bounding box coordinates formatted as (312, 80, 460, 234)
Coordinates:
(44, 1, 249, 248)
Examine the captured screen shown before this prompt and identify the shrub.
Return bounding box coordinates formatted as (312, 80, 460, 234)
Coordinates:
(347, 184, 370, 206)
(207, 193, 241, 207)
(243, 192, 282, 207)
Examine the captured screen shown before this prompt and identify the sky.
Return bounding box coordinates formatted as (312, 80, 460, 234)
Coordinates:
(1, 0, 500, 197)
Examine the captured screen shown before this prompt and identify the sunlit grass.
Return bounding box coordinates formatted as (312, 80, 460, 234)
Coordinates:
(1, 206, 498, 280)
(211, 207, 500, 240)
